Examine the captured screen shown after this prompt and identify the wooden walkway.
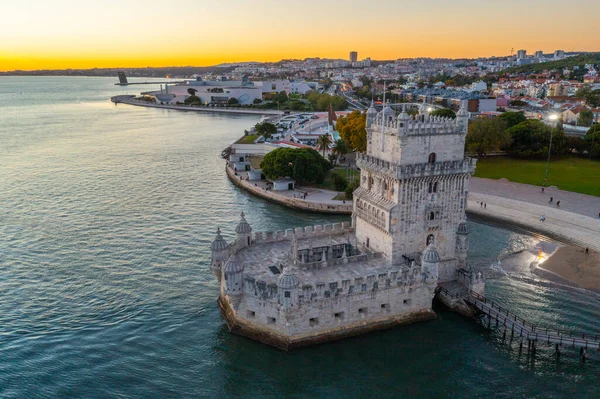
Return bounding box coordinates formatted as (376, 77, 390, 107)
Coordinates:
(465, 291, 600, 352)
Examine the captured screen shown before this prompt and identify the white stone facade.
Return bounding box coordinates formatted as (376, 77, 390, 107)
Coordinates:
(211, 103, 480, 349)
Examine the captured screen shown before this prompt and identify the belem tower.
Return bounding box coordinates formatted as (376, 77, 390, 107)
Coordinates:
(210, 103, 484, 350)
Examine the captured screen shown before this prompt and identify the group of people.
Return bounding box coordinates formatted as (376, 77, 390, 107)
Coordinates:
(293, 192, 308, 199)
(548, 196, 561, 207)
(477, 202, 487, 209)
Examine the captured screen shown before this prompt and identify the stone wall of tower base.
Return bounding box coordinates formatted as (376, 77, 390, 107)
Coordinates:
(219, 295, 437, 351)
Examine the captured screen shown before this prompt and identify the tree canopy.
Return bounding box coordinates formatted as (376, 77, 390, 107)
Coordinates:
(506, 119, 566, 158)
(575, 85, 600, 108)
(260, 148, 332, 184)
(498, 112, 527, 128)
(316, 134, 332, 157)
(184, 95, 201, 105)
(466, 118, 510, 157)
(336, 110, 367, 152)
(430, 108, 456, 119)
(305, 91, 347, 111)
(578, 109, 594, 127)
(585, 125, 600, 159)
(255, 122, 277, 138)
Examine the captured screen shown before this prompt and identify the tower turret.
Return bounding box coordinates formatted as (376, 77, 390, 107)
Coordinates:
(456, 221, 469, 269)
(223, 254, 244, 308)
(210, 228, 229, 281)
(381, 102, 395, 126)
(421, 243, 440, 284)
(419, 101, 431, 121)
(366, 100, 377, 128)
(397, 104, 410, 135)
(277, 265, 299, 310)
(455, 104, 469, 134)
(235, 211, 252, 248)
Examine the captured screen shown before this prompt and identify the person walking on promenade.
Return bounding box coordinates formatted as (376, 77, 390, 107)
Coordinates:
(585, 247, 589, 255)
(541, 187, 545, 193)
(484, 203, 487, 209)
(540, 215, 546, 222)
(549, 196, 553, 203)
(556, 200, 560, 207)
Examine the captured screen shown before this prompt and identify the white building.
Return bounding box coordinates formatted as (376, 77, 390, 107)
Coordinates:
(210, 102, 482, 349)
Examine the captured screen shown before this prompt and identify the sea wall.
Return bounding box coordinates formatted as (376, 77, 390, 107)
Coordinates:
(226, 165, 353, 214)
(111, 96, 283, 116)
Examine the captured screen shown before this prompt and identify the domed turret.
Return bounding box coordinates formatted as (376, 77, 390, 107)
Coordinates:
(455, 104, 469, 134)
(457, 222, 469, 235)
(211, 228, 229, 281)
(277, 266, 299, 309)
(223, 254, 244, 307)
(211, 227, 229, 251)
(422, 243, 440, 263)
(366, 100, 378, 128)
(422, 243, 440, 283)
(235, 211, 252, 248)
(397, 104, 410, 134)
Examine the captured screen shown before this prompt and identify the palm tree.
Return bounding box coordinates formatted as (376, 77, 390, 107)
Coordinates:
(333, 138, 349, 163)
(316, 134, 332, 158)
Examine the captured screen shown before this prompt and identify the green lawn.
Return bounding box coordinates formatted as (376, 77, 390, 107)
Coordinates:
(236, 134, 259, 144)
(474, 156, 600, 196)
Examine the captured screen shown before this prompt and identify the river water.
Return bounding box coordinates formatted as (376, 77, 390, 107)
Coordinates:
(1, 77, 599, 398)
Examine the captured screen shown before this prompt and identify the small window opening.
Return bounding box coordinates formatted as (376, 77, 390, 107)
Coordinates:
(381, 303, 391, 311)
(309, 317, 319, 327)
(247, 310, 256, 318)
(334, 312, 345, 320)
(267, 317, 276, 325)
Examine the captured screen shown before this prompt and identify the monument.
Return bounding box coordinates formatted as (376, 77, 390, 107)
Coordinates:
(211, 102, 482, 349)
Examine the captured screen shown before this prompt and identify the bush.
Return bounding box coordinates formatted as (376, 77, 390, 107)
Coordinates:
(228, 98, 239, 105)
(331, 173, 348, 191)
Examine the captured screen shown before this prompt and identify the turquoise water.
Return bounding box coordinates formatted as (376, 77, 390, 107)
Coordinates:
(1, 77, 599, 398)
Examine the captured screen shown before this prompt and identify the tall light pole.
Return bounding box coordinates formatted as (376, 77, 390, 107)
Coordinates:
(545, 114, 558, 184)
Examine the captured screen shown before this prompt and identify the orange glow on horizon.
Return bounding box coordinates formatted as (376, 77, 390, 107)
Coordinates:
(1, 0, 599, 71)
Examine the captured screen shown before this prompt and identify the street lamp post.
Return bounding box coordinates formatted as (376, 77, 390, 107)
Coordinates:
(545, 114, 558, 184)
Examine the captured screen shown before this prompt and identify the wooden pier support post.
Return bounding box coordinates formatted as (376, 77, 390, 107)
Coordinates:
(555, 343, 560, 358)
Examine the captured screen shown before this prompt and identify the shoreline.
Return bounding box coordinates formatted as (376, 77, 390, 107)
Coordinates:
(226, 164, 352, 214)
(536, 246, 600, 294)
(110, 95, 284, 116)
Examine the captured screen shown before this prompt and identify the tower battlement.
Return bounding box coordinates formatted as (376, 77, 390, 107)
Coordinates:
(209, 102, 480, 350)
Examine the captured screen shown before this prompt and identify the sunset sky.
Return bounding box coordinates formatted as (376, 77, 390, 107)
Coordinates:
(2, 0, 599, 71)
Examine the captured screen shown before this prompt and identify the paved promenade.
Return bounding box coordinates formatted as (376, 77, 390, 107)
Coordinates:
(111, 95, 283, 116)
(469, 178, 600, 252)
(226, 165, 352, 214)
(471, 177, 600, 219)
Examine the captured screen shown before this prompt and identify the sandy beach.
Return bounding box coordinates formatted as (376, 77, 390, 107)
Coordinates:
(538, 246, 600, 293)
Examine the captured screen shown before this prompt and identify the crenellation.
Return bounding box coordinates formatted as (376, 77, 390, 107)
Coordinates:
(210, 102, 480, 349)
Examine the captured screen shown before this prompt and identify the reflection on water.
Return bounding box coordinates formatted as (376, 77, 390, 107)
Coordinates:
(1, 77, 599, 398)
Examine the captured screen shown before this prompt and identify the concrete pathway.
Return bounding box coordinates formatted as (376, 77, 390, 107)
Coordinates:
(468, 192, 600, 252)
(471, 177, 600, 219)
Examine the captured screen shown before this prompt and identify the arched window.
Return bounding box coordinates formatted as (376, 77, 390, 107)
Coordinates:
(429, 212, 435, 221)
(428, 153, 436, 163)
(427, 234, 435, 246)
(433, 182, 438, 193)
(428, 182, 433, 194)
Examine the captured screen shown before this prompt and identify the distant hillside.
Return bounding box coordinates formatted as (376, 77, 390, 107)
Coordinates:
(500, 53, 600, 75)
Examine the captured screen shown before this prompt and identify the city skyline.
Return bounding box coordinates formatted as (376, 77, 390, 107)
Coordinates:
(2, 0, 600, 71)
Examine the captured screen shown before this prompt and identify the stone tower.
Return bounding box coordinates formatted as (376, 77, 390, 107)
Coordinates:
(355, 103, 476, 282)
(210, 228, 230, 281)
(235, 212, 253, 249)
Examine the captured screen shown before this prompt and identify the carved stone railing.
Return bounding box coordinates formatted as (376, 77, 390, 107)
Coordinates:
(354, 207, 387, 231)
(356, 153, 477, 180)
